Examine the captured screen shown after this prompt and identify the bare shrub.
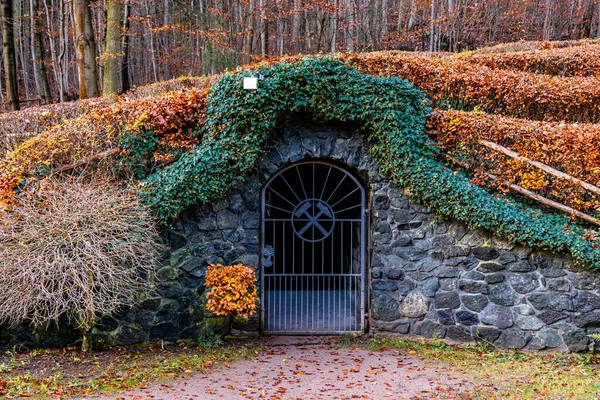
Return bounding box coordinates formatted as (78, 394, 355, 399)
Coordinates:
(0, 178, 162, 351)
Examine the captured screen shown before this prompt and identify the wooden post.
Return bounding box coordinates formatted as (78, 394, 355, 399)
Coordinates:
(480, 139, 600, 197)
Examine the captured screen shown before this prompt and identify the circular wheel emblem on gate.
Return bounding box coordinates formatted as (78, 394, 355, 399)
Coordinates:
(292, 198, 335, 242)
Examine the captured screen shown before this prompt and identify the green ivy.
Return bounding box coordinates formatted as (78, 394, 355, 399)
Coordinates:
(118, 130, 158, 180)
(140, 57, 600, 269)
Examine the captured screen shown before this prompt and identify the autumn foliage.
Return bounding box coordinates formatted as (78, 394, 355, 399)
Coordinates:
(342, 51, 600, 123)
(466, 42, 600, 77)
(428, 110, 600, 213)
(0, 87, 208, 207)
(1, 40, 600, 248)
(204, 264, 258, 319)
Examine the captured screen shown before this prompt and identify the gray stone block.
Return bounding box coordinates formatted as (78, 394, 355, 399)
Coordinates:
(463, 271, 486, 281)
(562, 330, 592, 353)
(508, 261, 534, 272)
(477, 262, 505, 273)
(391, 234, 413, 247)
(461, 294, 489, 312)
(456, 311, 479, 326)
(513, 304, 535, 316)
(515, 315, 544, 331)
(528, 292, 574, 312)
(481, 305, 514, 329)
(489, 283, 520, 306)
(400, 292, 429, 318)
(413, 321, 447, 339)
(473, 327, 501, 344)
(573, 312, 600, 328)
(570, 274, 597, 290)
(508, 274, 540, 294)
(396, 280, 417, 297)
(573, 292, 600, 313)
(472, 247, 500, 261)
(537, 310, 569, 325)
(386, 268, 405, 280)
(434, 292, 461, 310)
(372, 280, 399, 292)
(537, 328, 564, 349)
(485, 273, 505, 284)
(436, 267, 461, 278)
(496, 330, 531, 349)
(371, 295, 400, 321)
(418, 278, 440, 297)
(547, 279, 570, 292)
(458, 280, 488, 294)
(497, 253, 518, 265)
(437, 309, 455, 325)
(446, 326, 472, 343)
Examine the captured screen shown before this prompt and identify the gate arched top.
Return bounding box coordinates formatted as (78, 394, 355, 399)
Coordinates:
(262, 160, 366, 242)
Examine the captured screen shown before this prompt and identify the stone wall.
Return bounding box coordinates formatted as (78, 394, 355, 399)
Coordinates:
(370, 189, 600, 352)
(2, 122, 600, 352)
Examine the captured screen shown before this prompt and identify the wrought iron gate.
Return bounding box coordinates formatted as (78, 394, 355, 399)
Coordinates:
(261, 161, 366, 334)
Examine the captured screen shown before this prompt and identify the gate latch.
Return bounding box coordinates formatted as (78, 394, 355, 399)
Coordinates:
(262, 245, 274, 267)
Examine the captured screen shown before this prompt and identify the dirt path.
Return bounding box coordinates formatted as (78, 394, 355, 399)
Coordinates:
(92, 337, 476, 400)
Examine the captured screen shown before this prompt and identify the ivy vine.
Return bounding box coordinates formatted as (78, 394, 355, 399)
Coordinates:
(140, 57, 600, 269)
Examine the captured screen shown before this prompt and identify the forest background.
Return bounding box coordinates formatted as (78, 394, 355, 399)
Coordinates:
(1, 0, 600, 110)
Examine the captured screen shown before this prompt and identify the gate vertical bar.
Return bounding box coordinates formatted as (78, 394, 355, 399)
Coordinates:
(261, 161, 366, 335)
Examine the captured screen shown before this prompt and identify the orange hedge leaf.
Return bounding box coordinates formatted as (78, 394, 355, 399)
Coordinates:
(204, 264, 258, 319)
(428, 109, 600, 213)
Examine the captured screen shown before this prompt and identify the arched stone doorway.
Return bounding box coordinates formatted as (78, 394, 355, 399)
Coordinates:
(261, 160, 367, 334)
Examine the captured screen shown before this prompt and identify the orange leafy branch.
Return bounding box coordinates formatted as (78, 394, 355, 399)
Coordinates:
(204, 264, 258, 319)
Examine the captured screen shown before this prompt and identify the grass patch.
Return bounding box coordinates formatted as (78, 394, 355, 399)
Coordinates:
(354, 337, 600, 399)
(0, 339, 262, 398)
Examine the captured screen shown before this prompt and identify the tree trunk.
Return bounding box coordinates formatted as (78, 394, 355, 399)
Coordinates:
(543, 0, 553, 40)
(1, 0, 20, 110)
(381, 0, 388, 37)
(43, 0, 59, 99)
(121, 0, 131, 93)
(347, 0, 354, 51)
(73, 0, 99, 99)
(30, 0, 44, 99)
(429, 0, 435, 52)
(291, 0, 300, 52)
(260, 0, 268, 56)
(16, 0, 31, 101)
(144, 0, 159, 82)
(102, 0, 120, 95)
(596, 1, 600, 38)
(245, 0, 254, 58)
(58, 0, 67, 102)
(81, 330, 93, 353)
(32, 0, 52, 103)
(80, 270, 96, 353)
(408, 0, 416, 30)
(330, 0, 337, 52)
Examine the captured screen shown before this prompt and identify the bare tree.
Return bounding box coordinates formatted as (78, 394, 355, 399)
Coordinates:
(0, 178, 161, 352)
(1, 0, 20, 110)
(31, 0, 52, 103)
(102, 0, 121, 95)
(543, 0, 554, 40)
(121, 0, 131, 92)
(73, 0, 99, 98)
